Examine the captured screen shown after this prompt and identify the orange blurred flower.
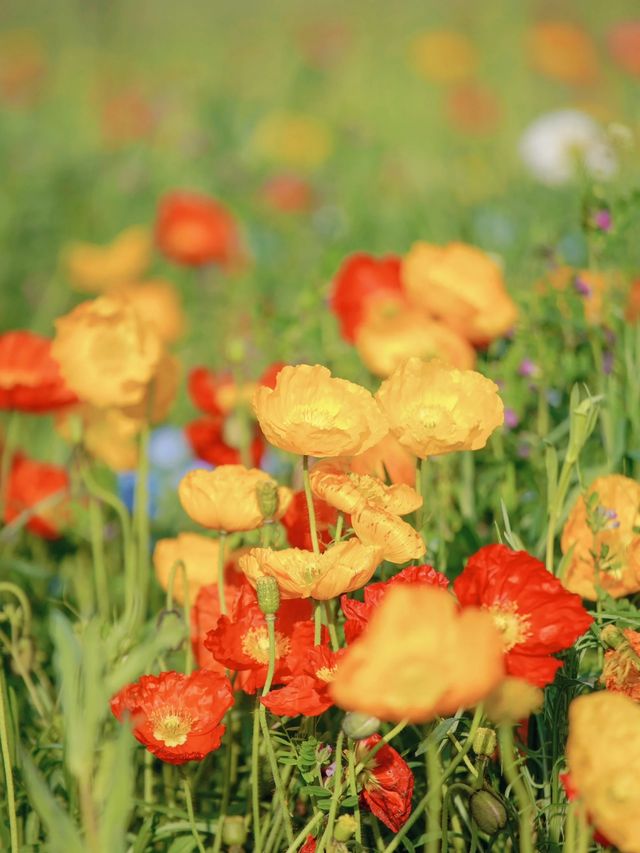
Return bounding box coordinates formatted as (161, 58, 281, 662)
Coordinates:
(153, 532, 228, 605)
(351, 433, 417, 487)
(64, 226, 152, 293)
(113, 280, 186, 344)
(351, 504, 426, 564)
(445, 83, 502, 136)
(100, 87, 158, 147)
(330, 253, 404, 343)
(402, 242, 517, 346)
(253, 364, 388, 457)
(528, 22, 599, 85)
(155, 191, 240, 268)
(178, 465, 290, 532)
(624, 278, 640, 324)
(4, 454, 69, 539)
(607, 21, 640, 77)
(0, 331, 77, 413)
(602, 628, 640, 702)
(0, 30, 46, 107)
(561, 474, 640, 601)
(239, 539, 383, 600)
(281, 489, 339, 552)
(310, 459, 421, 516)
(410, 31, 477, 84)
(376, 357, 504, 459)
(252, 113, 332, 170)
(355, 297, 476, 377)
(52, 293, 163, 409)
(261, 174, 315, 213)
(330, 585, 505, 723)
(567, 691, 640, 853)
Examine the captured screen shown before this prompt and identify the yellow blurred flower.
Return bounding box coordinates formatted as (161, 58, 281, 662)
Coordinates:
(178, 465, 291, 532)
(567, 691, 640, 853)
(351, 433, 417, 487)
(561, 475, 640, 601)
(354, 297, 476, 377)
(252, 113, 332, 170)
(310, 459, 422, 516)
(351, 504, 425, 564)
(114, 280, 187, 344)
(239, 538, 383, 600)
(484, 677, 544, 725)
(528, 22, 599, 86)
(376, 357, 504, 459)
(402, 242, 517, 346)
(52, 294, 163, 409)
(56, 404, 140, 471)
(410, 30, 477, 84)
(253, 364, 388, 457)
(153, 532, 228, 605)
(64, 226, 152, 293)
(330, 585, 505, 723)
(121, 350, 181, 424)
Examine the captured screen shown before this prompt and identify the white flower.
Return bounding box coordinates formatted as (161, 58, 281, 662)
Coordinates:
(519, 110, 617, 185)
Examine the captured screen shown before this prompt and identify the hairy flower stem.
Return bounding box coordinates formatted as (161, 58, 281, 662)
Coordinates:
(166, 560, 193, 674)
(251, 700, 263, 852)
(441, 783, 474, 851)
(217, 530, 227, 615)
(181, 775, 206, 853)
(347, 741, 363, 846)
(0, 670, 18, 852)
(322, 600, 339, 650)
(0, 411, 18, 516)
(284, 812, 323, 853)
(425, 735, 443, 853)
(355, 718, 408, 775)
(302, 455, 320, 554)
(415, 457, 428, 536)
(88, 496, 109, 620)
(134, 425, 151, 625)
(317, 730, 345, 853)
(211, 724, 234, 853)
(498, 725, 534, 853)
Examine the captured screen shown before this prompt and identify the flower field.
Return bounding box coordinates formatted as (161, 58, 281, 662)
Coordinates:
(2, 1, 640, 851)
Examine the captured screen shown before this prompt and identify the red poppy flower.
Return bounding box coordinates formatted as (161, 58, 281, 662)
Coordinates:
(559, 772, 612, 847)
(281, 490, 339, 552)
(155, 191, 240, 267)
(330, 253, 404, 342)
(4, 454, 69, 539)
(356, 734, 414, 832)
(185, 416, 264, 467)
(261, 643, 346, 717)
(204, 582, 314, 693)
(300, 835, 316, 853)
(0, 331, 77, 413)
(191, 575, 246, 669)
(453, 544, 593, 688)
(342, 564, 449, 644)
(110, 669, 233, 764)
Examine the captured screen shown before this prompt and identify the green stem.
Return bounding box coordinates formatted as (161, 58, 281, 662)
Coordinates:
(0, 412, 19, 517)
(314, 600, 323, 646)
(415, 457, 428, 535)
(181, 776, 206, 853)
(355, 719, 408, 775)
(425, 735, 442, 853)
(498, 725, 534, 853)
(441, 783, 474, 852)
(166, 559, 193, 675)
(317, 731, 345, 853)
(88, 496, 109, 620)
(211, 724, 234, 853)
(0, 670, 18, 853)
(251, 700, 262, 852)
(302, 455, 320, 554)
(134, 425, 151, 625)
(143, 749, 154, 812)
(347, 741, 363, 846)
(322, 600, 339, 651)
(217, 531, 228, 616)
(334, 511, 344, 542)
(284, 812, 322, 853)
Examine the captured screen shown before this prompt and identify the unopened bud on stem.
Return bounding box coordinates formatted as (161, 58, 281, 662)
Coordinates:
(256, 576, 280, 616)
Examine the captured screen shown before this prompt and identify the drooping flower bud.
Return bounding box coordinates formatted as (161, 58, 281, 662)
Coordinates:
(470, 789, 508, 835)
(341, 711, 380, 740)
(256, 481, 279, 521)
(472, 726, 497, 758)
(334, 814, 357, 842)
(221, 815, 247, 846)
(256, 575, 280, 616)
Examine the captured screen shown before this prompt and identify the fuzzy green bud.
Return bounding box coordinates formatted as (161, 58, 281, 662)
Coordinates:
(470, 790, 508, 835)
(256, 576, 280, 616)
(601, 624, 626, 649)
(221, 816, 247, 846)
(333, 814, 357, 842)
(341, 711, 380, 740)
(256, 481, 279, 520)
(472, 727, 497, 758)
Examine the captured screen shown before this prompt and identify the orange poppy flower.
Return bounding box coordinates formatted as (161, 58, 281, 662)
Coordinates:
(351, 433, 416, 487)
(0, 29, 46, 107)
(607, 21, 640, 77)
(4, 454, 69, 539)
(52, 294, 163, 409)
(113, 280, 186, 344)
(309, 459, 421, 516)
(0, 331, 77, 413)
(281, 489, 339, 552)
(190, 571, 247, 670)
(602, 628, 640, 702)
(376, 357, 504, 459)
(261, 643, 346, 717)
(330, 585, 505, 723)
(240, 539, 383, 600)
(351, 504, 425, 564)
(120, 350, 181, 425)
(253, 364, 388, 457)
(567, 691, 640, 853)
(252, 113, 332, 170)
(178, 466, 290, 532)
(561, 474, 640, 600)
(155, 191, 240, 268)
(56, 404, 140, 471)
(153, 532, 230, 606)
(330, 253, 404, 343)
(354, 297, 476, 377)
(445, 83, 502, 136)
(410, 31, 477, 84)
(528, 22, 599, 85)
(64, 226, 152, 293)
(185, 416, 264, 468)
(625, 279, 640, 324)
(402, 242, 517, 346)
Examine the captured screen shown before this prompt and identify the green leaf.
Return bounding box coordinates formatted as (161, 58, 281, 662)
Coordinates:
(20, 751, 84, 853)
(300, 785, 331, 798)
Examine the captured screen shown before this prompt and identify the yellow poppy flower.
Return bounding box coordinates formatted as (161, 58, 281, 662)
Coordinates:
(351, 433, 417, 487)
(567, 691, 640, 853)
(64, 225, 152, 293)
(252, 113, 332, 170)
(56, 404, 140, 471)
(376, 357, 504, 459)
(410, 31, 477, 84)
(309, 459, 422, 516)
(351, 504, 425, 564)
(113, 279, 187, 344)
(561, 475, 640, 601)
(121, 351, 181, 425)
(402, 242, 517, 346)
(51, 293, 163, 409)
(330, 586, 505, 723)
(153, 532, 228, 605)
(178, 465, 291, 532)
(252, 364, 388, 457)
(239, 539, 383, 600)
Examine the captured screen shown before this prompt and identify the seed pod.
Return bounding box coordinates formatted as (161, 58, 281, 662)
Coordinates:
(256, 576, 280, 616)
(470, 789, 508, 835)
(256, 481, 279, 520)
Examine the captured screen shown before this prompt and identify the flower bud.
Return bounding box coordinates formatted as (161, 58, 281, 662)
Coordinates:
(256, 481, 279, 521)
(601, 624, 625, 649)
(256, 576, 280, 616)
(470, 789, 507, 835)
(333, 814, 357, 842)
(221, 816, 247, 846)
(10, 636, 35, 675)
(472, 727, 497, 758)
(341, 711, 380, 740)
